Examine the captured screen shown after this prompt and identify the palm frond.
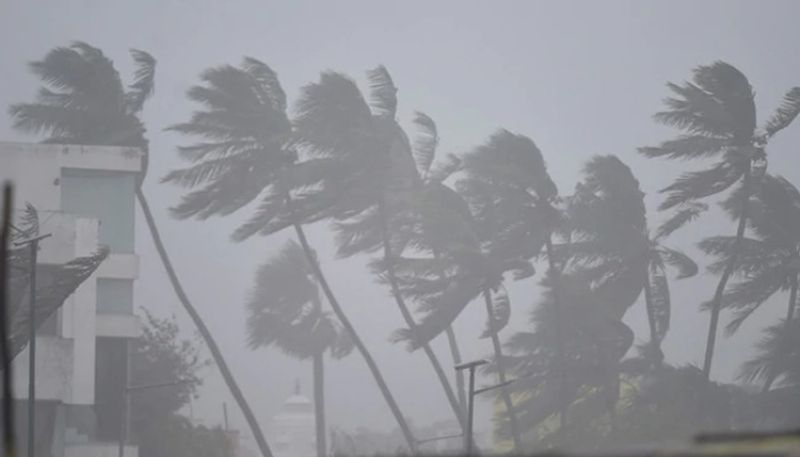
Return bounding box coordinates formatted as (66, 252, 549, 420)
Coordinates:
(411, 111, 437, 177)
(366, 65, 397, 118)
(658, 246, 698, 279)
(658, 161, 742, 210)
(738, 319, 800, 386)
(126, 49, 156, 114)
(638, 135, 728, 160)
(764, 87, 800, 137)
(655, 201, 708, 240)
(242, 57, 287, 113)
(647, 267, 671, 342)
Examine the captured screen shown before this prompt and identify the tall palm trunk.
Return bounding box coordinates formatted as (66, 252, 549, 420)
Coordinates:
(482, 289, 522, 451)
(761, 272, 798, 392)
(376, 199, 465, 430)
(702, 169, 751, 379)
(292, 223, 418, 452)
(544, 235, 568, 432)
(313, 351, 326, 457)
(136, 189, 274, 457)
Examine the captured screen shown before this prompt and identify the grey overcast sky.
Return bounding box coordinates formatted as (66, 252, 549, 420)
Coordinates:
(3, 0, 800, 447)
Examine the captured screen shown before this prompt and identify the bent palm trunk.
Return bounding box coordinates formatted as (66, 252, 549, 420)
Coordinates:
(292, 223, 418, 452)
(136, 189, 274, 457)
(377, 200, 465, 430)
(702, 170, 751, 379)
(482, 289, 522, 452)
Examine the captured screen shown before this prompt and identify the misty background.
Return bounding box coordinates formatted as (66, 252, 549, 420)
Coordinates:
(2, 0, 800, 447)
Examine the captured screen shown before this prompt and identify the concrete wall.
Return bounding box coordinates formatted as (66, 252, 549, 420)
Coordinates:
(1, 142, 143, 408)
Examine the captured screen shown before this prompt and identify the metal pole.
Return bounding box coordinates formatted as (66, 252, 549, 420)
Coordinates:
(0, 184, 16, 457)
(455, 359, 487, 456)
(466, 366, 476, 455)
(26, 239, 37, 457)
(118, 339, 130, 457)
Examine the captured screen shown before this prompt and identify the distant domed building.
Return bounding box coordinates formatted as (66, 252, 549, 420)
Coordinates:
(267, 381, 316, 457)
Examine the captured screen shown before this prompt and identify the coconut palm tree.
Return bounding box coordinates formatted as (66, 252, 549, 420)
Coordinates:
(457, 130, 567, 434)
(567, 155, 697, 363)
(638, 61, 800, 378)
(246, 241, 353, 457)
(164, 59, 419, 451)
(501, 273, 634, 447)
(699, 174, 800, 390)
(740, 318, 800, 397)
(384, 123, 533, 452)
(292, 66, 464, 433)
(8, 43, 276, 457)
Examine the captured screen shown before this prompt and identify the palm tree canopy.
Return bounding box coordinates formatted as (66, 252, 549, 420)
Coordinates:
(164, 58, 322, 239)
(740, 318, 800, 388)
(699, 174, 800, 334)
(640, 61, 800, 235)
(246, 241, 352, 359)
(9, 42, 155, 149)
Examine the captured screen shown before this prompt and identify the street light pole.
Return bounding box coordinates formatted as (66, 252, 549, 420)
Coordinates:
(14, 233, 51, 457)
(455, 359, 488, 455)
(455, 359, 523, 456)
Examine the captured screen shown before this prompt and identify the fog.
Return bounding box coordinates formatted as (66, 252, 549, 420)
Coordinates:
(2, 1, 800, 455)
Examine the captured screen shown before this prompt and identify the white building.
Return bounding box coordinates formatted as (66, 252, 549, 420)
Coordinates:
(266, 382, 316, 457)
(0, 142, 142, 457)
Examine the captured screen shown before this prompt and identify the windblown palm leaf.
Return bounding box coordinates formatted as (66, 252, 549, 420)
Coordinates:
(6, 207, 108, 359)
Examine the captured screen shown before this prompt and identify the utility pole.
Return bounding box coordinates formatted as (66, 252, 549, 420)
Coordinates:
(0, 184, 16, 457)
(455, 359, 488, 455)
(14, 232, 50, 457)
(455, 359, 519, 456)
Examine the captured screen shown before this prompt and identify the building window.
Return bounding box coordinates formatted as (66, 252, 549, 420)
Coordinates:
(96, 278, 134, 315)
(60, 168, 136, 253)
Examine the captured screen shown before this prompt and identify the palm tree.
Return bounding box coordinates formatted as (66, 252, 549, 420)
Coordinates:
(502, 273, 634, 446)
(246, 241, 353, 457)
(164, 59, 419, 451)
(567, 155, 697, 363)
(740, 319, 800, 397)
(8, 43, 276, 457)
(402, 111, 470, 411)
(699, 174, 800, 390)
(638, 61, 800, 378)
(457, 130, 566, 436)
(292, 66, 464, 433)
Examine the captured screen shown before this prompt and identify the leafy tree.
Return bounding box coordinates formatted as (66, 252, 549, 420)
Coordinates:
(164, 59, 418, 450)
(292, 66, 464, 438)
(130, 311, 232, 457)
(245, 241, 353, 457)
(9, 43, 274, 457)
(639, 61, 800, 378)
